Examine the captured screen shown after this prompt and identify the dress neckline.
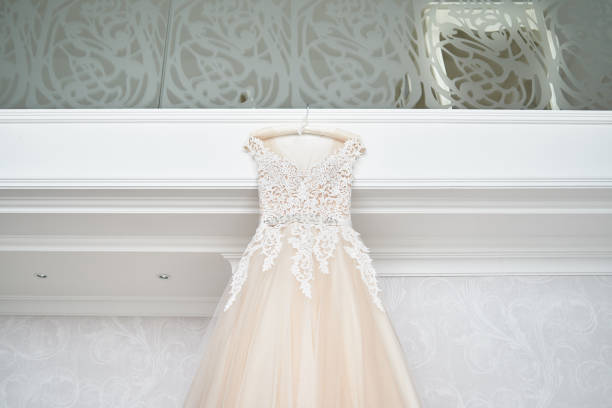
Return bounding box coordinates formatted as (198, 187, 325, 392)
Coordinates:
(249, 133, 357, 174)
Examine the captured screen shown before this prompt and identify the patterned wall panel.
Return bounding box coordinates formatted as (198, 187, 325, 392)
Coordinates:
(0, 0, 170, 108)
(419, 1, 553, 109)
(1, 276, 611, 407)
(0, 0, 610, 109)
(541, 0, 612, 109)
(162, 0, 424, 108)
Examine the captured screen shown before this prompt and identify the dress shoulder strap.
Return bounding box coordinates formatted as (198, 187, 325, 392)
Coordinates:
(243, 134, 266, 159)
(345, 134, 367, 160)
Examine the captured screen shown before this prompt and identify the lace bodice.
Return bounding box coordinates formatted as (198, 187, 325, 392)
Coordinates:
(223, 132, 384, 312)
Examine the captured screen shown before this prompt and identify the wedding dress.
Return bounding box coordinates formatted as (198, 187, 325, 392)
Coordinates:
(183, 130, 421, 407)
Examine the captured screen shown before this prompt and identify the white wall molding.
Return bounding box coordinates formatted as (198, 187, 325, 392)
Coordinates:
(0, 233, 610, 273)
(0, 295, 219, 317)
(0, 189, 260, 213)
(4, 179, 612, 189)
(0, 234, 248, 253)
(2, 108, 612, 125)
(1, 108, 611, 316)
(2, 248, 612, 318)
(3, 179, 612, 189)
(2, 109, 612, 188)
(1, 187, 611, 214)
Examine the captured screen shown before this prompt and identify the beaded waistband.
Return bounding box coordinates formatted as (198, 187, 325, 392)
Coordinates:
(260, 213, 352, 227)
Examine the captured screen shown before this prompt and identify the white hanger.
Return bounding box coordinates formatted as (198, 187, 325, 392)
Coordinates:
(249, 102, 356, 143)
(297, 104, 309, 136)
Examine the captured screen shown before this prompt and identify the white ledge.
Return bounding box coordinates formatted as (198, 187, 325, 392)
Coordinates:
(1, 187, 611, 213)
(0, 296, 220, 317)
(2, 108, 611, 189)
(1, 108, 612, 125)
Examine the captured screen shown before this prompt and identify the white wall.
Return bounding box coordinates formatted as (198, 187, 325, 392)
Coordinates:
(0, 109, 611, 407)
(1, 276, 611, 407)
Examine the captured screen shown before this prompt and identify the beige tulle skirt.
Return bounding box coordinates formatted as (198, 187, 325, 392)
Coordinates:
(183, 230, 422, 407)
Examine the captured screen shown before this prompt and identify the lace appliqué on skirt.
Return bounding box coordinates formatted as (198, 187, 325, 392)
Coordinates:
(223, 223, 384, 312)
(287, 222, 339, 298)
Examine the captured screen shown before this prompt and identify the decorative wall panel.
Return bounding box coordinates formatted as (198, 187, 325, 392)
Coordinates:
(0, 0, 170, 108)
(162, 0, 425, 108)
(421, 2, 552, 109)
(1, 276, 612, 407)
(0, 0, 610, 109)
(541, 0, 612, 109)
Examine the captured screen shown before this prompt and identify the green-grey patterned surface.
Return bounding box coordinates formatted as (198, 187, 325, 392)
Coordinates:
(0, 0, 170, 108)
(0, 0, 610, 108)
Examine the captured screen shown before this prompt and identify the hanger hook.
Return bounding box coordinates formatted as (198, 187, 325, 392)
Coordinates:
(298, 104, 309, 136)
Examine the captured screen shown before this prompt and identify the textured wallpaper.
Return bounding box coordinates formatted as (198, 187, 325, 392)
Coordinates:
(1, 0, 610, 109)
(1, 276, 611, 407)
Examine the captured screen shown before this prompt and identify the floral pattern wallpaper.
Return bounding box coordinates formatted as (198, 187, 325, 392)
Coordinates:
(1, 275, 611, 407)
(0, 0, 610, 109)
